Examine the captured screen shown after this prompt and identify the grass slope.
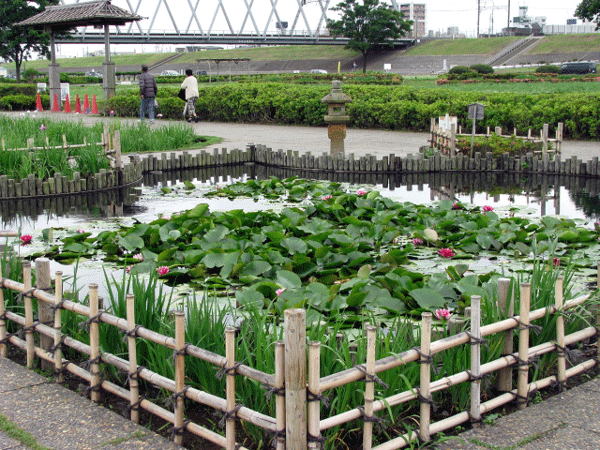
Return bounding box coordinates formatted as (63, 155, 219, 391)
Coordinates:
(403, 36, 524, 55)
(18, 53, 175, 70)
(528, 33, 600, 54)
(175, 45, 359, 63)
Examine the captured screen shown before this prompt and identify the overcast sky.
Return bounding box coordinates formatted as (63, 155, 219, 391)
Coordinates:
(425, 0, 582, 36)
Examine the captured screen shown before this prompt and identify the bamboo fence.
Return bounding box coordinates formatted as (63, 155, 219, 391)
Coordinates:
(1, 124, 122, 170)
(430, 118, 564, 157)
(0, 258, 598, 450)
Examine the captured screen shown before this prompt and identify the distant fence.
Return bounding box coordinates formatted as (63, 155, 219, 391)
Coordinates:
(0, 126, 140, 200)
(0, 258, 597, 449)
(430, 118, 564, 157)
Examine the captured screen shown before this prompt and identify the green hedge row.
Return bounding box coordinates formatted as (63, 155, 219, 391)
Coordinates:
(103, 83, 600, 139)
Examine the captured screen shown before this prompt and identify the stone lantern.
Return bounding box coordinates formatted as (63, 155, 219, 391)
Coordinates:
(321, 80, 352, 156)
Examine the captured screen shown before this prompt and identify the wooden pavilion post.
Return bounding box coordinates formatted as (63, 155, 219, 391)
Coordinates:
(48, 29, 61, 111)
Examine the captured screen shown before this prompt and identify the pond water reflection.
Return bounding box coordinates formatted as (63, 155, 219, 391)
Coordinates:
(2, 164, 600, 230)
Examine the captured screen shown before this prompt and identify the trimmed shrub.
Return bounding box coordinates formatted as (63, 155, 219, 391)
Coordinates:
(469, 64, 494, 74)
(535, 65, 561, 74)
(448, 66, 472, 75)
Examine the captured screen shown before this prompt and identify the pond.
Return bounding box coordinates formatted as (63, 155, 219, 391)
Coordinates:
(3, 164, 600, 231)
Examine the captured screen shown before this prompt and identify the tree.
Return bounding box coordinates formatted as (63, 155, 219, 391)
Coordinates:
(0, 0, 60, 82)
(575, 0, 600, 28)
(327, 0, 412, 73)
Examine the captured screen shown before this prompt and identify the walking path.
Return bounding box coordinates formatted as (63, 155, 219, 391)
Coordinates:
(1, 112, 600, 449)
(9, 111, 600, 161)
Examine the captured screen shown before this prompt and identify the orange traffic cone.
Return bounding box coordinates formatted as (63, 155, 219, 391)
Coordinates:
(35, 92, 43, 112)
(91, 95, 98, 114)
(74, 94, 81, 114)
(63, 94, 71, 113)
(52, 93, 60, 112)
(83, 94, 90, 114)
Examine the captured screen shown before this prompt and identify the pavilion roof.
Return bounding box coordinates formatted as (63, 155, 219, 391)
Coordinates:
(15, 0, 143, 30)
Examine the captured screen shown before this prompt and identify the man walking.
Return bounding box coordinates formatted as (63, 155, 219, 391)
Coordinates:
(139, 65, 158, 123)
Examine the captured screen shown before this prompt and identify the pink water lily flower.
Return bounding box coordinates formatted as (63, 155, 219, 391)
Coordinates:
(20, 234, 32, 246)
(357, 189, 367, 196)
(77, 229, 85, 234)
(438, 248, 455, 258)
(126, 265, 132, 273)
(435, 309, 451, 320)
(322, 195, 333, 201)
(156, 266, 169, 276)
(553, 258, 560, 267)
(413, 238, 423, 246)
(483, 205, 494, 212)
(133, 253, 143, 261)
(276, 288, 286, 297)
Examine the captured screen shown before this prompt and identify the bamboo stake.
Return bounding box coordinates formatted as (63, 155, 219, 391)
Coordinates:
(307, 341, 322, 450)
(517, 283, 531, 410)
(274, 341, 286, 450)
(23, 261, 34, 368)
(419, 312, 432, 443)
(174, 310, 186, 446)
(126, 294, 139, 423)
(62, 134, 67, 151)
(555, 276, 566, 390)
(284, 309, 307, 450)
(35, 258, 53, 370)
(0, 289, 5, 358)
(225, 326, 237, 450)
(88, 283, 101, 403)
(497, 278, 514, 392)
(53, 271, 64, 383)
(470, 296, 481, 427)
(363, 325, 377, 450)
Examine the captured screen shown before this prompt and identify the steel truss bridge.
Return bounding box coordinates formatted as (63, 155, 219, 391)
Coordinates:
(56, 0, 413, 47)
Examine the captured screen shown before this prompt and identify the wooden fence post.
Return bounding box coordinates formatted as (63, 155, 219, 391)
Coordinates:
(53, 271, 64, 383)
(225, 325, 237, 450)
(126, 294, 139, 423)
(517, 282, 531, 410)
(363, 325, 377, 450)
(419, 312, 432, 443)
(35, 258, 53, 370)
(88, 283, 101, 403)
(284, 308, 307, 450)
(542, 123, 549, 155)
(470, 296, 482, 427)
(0, 288, 5, 358)
(497, 278, 514, 392)
(307, 341, 322, 450)
(556, 122, 563, 153)
(450, 123, 456, 157)
(555, 276, 566, 390)
(173, 310, 186, 446)
(275, 341, 286, 450)
(22, 261, 34, 368)
(113, 129, 122, 170)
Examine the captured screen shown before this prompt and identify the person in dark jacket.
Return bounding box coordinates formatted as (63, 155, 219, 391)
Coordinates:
(139, 65, 158, 123)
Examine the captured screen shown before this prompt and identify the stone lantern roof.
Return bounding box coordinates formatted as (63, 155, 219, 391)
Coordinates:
(321, 80, 353, 105)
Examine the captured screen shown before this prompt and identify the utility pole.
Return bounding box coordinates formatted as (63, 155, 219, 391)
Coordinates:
(507, 0, 510, 29)
(477, 0, 481, 38)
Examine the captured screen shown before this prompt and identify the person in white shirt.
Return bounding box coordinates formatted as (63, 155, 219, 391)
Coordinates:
(181, 68, 200, 123)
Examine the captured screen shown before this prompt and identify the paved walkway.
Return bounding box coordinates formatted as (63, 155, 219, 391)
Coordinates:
(1, 112, 600, 449)
(9, 111, 600, 161)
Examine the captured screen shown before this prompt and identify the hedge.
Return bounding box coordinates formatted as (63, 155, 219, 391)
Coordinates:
(102, 83, 600, 139)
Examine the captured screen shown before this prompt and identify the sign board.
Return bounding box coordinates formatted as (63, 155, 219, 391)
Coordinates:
(468, 102, 485, 120)
(438, 113, 457, 132)
(60, 83, 70, 101)
(36, 83, 47, 93)
(383, 63, 391, 73)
